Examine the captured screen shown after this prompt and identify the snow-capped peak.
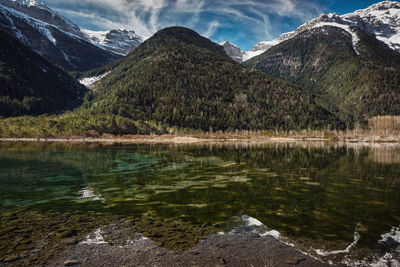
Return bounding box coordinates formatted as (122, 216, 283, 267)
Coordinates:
(242, 41, 277, 61)
(356, 1, 400, 12)
(82, 28, 143, 56)
(9, 0, 64, 22)
(220, 40, 245, 62)
(341, 1, 400, 51)
(13, 0, 44, 8)
(220, 40, 239, 48)
(241, 1, 400, 61)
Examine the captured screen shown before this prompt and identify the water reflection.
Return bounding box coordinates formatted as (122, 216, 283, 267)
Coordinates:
(0, 141, 399, 265)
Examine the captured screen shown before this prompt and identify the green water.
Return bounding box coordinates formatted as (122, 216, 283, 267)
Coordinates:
(0, 142, 400, 265)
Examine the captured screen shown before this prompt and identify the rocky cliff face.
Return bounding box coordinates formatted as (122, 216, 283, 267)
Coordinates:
(0, 0, 121, 71)
(220, 41, 245, 62)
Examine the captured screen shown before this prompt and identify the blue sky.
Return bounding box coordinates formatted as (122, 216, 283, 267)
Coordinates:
(41, 0, 397, 50)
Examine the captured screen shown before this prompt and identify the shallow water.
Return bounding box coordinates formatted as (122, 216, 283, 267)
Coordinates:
(0, 142, 399, 265)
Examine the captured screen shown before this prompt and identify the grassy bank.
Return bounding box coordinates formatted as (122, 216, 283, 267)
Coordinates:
(0, 114, 399, 143)
(0, 112, 202, 138)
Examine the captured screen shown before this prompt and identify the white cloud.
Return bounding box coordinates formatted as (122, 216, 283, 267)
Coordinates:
(202, 20, 220, 38)
(136, 0, 167, 32)
(55, 7, 153, 38)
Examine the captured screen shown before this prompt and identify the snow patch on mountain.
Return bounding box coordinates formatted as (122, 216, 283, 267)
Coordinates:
(242, 41, 277, 61)
(242, 50, 264, 62)
(220, 40, 277, 62)
(13, 0, 56, 17)
(313, 22, 360, 55)
(82, 29, 109, 44)
(39, 24, 56, 44)
(79, 72, 110, 88)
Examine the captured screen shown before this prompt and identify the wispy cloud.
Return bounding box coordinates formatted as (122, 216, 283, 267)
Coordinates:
(202, 20, 220, 38)
(42, 0, 328, 49)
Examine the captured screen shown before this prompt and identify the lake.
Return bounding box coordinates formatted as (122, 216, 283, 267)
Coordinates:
(0, 142, 399, 266)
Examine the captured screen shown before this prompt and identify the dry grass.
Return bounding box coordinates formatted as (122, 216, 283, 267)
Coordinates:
(1, 116, 400, 143)
(369, 115, 400, 132)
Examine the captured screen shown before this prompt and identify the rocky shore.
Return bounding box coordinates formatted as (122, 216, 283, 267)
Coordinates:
(52, 229, 333, 267)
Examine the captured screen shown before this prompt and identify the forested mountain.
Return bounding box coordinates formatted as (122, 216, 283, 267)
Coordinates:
(246, 25, 400, 126)
(81, 27, 343, 131)
(0, 29, 86, 117)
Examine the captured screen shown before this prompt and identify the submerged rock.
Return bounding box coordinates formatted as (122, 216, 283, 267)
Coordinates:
(285, 256, 307, 265)
(63, 259, 81, 266)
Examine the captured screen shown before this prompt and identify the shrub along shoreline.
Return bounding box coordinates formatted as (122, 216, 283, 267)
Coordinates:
(0, 114, 399, 143)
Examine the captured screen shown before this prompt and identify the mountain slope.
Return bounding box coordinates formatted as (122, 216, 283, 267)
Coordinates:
(0, 0, 121, 71)
(82, 27, 343, 131)
(0, 29, 86, 117)
(245, 24, 400, 125)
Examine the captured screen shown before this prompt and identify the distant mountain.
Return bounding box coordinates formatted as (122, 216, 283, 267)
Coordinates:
(246, 1, 400, 125)
(0, 29, 86, 117)
(222, 1, 400, 62)
(222, 35, 311, 62)
(81, 26, 343, 131)
(0, 0, 121, 71)
(220, 41, 245, 62)
(82, 28, 143, 56)
(242, 41, 276, 61)
(220, 41, 274, 62)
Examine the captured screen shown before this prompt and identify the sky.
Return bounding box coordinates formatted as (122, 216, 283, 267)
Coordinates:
(41, 0, 397, 50)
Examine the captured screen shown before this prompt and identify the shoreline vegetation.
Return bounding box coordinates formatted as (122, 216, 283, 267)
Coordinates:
(0, 130, 399, 144)
(0, 115, 399, 144)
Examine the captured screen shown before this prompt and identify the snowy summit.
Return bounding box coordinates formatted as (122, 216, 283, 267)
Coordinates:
(224, 1, 400, 62)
